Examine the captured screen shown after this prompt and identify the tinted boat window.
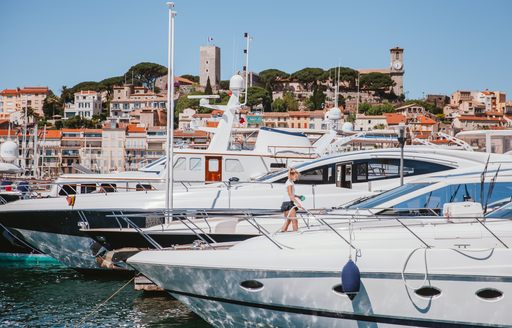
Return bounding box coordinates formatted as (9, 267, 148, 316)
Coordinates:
(354, 159, 452, 183)
(296, 164, 335, 185)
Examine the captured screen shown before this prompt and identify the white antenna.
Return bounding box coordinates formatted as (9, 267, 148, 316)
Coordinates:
(165, 2, 176, 223)
(242, 32, 252, 106)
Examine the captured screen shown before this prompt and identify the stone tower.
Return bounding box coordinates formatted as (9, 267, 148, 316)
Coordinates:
(389, 47, 404, 96)
(199, 45, 221, 89)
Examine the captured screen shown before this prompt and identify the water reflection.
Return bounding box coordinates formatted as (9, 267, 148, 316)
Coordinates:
(0, 264, 209, 327)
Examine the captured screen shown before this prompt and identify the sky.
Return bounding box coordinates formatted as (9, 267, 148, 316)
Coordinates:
(1, 0, 511, 99)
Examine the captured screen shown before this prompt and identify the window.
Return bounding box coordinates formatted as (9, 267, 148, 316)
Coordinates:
(59, 184, 77, 196)
(225, 159, 243, 172)
(208, 158, 219, 172)
(294, 164, 335, 185)
(174, 157, 186, 170)
(391, 182, 512, 213)
(189, 158, 202, 171)
(353, 159, 452, 183)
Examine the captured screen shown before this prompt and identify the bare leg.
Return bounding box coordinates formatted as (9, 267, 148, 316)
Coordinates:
(291, 219, 299, 231)
(281, 211, 290, 232)
(288, 208, 298, 231)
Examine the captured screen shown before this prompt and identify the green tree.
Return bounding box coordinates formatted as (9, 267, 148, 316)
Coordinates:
(291, 68, 325, 90)
(324, 67, 358, 88)
(204, 77, 213, 95)
(246, 86, 271, 111)
(42, 90, 63, 119)
(359, 73, 395, 91)
(99, 76, 124, 99)
(272, 92, 298, 112)
(61, 81, 104, 103)
(259, 69, 289, 87)
(219, 80, 230, 90)
(359, 102, 395, 115)
(62, 116, 99, 129)
(126, 62, 167, 90)
(306, 82, 326, 110)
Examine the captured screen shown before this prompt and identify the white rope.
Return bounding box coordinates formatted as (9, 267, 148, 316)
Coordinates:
(401, 247, 429, 290)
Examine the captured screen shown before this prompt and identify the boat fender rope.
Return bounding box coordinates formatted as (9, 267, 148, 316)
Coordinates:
(75, 276, 135, 327)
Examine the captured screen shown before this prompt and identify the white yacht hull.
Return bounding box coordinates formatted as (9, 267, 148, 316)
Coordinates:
(129, 248, 512, 327)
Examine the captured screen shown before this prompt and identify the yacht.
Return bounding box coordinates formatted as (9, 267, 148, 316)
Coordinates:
(128, 178, 512, 327)
(1, 149, 508, 271)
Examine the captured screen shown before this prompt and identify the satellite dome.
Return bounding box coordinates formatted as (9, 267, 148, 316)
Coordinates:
(0, 141, 18, 162)
(328, 107, 342, 120)
(229, 75, 244, 91)
(341, 122, 354, 132)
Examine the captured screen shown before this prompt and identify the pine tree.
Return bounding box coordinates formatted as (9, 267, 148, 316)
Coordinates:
(205, 76, 213, 95)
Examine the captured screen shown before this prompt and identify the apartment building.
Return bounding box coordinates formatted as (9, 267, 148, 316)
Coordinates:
(0, 87, 49, 119)
(109, 85, 167, 126)
(64, 91, 102, 119)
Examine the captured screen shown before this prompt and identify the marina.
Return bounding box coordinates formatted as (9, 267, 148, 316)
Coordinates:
(2, 1, 512, 327)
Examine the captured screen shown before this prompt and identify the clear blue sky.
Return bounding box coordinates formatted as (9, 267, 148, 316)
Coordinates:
(1, 0, 511, 99)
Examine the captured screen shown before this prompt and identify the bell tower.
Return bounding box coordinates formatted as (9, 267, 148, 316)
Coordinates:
(389, 47, 404, 96)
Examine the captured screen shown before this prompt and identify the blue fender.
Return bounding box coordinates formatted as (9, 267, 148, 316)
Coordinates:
(341, 259, 360, 300)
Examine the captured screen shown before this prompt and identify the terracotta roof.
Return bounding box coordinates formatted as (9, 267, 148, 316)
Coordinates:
(288, 111, 310, 117)
(415, 132, 431, 139)
(174, 130, 208, 137)
(457, 116, 504, 122)
(417, 115, 436, 125)
(44, 130, 62, 139)
(309, 110, 326, 118)
(262, 112, 289, 118)
(19, 87, 48, 94)
(76, 90, 98, 95)
(175, 76, 195, 85)
(357, 115, 386, 119)
(430, 139, 450, 144)
(83, 129, 102, 133)
(127, 125, 146, 133)
(0, 89, 18, 95)
(192, 113, 212, 118)
(62, 128, 82, 132)
(384, 113, 406, 125)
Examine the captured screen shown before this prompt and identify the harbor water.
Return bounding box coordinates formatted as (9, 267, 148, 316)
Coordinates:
(0, 262, 210, 327)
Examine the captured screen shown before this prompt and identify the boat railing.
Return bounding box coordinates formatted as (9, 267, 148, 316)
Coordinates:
(94, 206, 511, 252)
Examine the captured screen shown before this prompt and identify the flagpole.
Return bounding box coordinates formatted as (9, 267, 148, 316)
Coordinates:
(165, 2, 176, 223)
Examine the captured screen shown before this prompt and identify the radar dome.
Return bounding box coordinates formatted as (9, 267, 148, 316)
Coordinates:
(0, 141, 18, 162)
(341, 122, 354, 132)
(229, 75, 244, 91)
(328, 107, 342, 120)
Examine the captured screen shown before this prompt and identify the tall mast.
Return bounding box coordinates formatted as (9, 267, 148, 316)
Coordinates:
(165, 2, 176, 222)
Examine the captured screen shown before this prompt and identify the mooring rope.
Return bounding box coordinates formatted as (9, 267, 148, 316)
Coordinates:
(75, 276, 135, 327)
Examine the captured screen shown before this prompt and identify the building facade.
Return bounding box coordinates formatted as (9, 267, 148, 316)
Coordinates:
(0, 87, 49, 120)
(64, 90, 102, 119)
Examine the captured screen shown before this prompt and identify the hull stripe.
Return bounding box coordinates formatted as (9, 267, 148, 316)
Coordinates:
(167, 289, 506, 328)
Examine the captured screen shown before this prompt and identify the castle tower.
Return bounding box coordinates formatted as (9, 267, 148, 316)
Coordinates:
(199, 45, 221, 89)
(389, 47, 404, 96)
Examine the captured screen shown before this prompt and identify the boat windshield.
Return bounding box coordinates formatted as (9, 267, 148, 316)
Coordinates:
(351, 182, 512, 215)
(348, 183, 432, 209)
(486, 201, 512, 219)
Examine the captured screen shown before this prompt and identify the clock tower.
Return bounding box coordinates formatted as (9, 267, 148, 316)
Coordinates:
(389, 47, 404, 96)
